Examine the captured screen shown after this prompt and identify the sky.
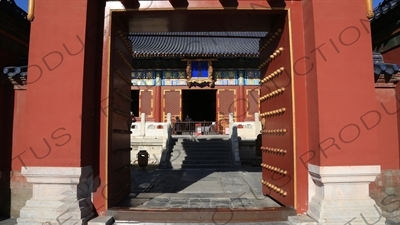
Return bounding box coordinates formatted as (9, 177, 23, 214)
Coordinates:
(13, 0, 385, 12)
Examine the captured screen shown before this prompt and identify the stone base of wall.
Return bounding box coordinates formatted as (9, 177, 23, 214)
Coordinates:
(17, 166, 95, 225)
(10, 171, 32, 218)
(308, 164, 385, 225)
(370, 169, 400, 224)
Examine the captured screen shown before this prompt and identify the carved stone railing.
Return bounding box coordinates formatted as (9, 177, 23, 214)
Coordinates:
(130, 113, 172, 165)
(229, 113, 262, 167)
(232, 113, 262, 138)
(132, 112, 261, 139)
(131, 113, 171, 139)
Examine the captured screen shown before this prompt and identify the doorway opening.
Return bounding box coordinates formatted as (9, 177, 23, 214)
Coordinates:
(130, 90, 139, 115)
(182, 90, 216, 121)
(102, 7, 296, 222)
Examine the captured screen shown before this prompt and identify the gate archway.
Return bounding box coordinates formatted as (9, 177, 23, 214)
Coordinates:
(97, 2, 304, 214)
(14, 0, 381, 223)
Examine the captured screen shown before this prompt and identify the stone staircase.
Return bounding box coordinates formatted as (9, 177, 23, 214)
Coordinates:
(167, 136, 234, 169)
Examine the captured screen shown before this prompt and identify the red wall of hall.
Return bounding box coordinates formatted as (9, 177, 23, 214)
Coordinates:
(301, 0, 379, 167)
(375, 88, 400, 169)
(382, 46, 400, 65)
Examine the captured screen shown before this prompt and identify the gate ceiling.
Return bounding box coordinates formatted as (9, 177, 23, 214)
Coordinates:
(119, 10, 280, 32)
(107, 16, 133, 207)
(259, 13, 294, 207)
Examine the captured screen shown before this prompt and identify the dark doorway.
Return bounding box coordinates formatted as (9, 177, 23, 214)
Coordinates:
(131, 90, 139, 115)
(182, 90, 216, 121)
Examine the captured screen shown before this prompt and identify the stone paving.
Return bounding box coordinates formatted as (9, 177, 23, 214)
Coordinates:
(124, 165, 281, 210)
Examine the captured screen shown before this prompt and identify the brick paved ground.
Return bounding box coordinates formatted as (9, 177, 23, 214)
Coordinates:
(127, 165, 280, 210)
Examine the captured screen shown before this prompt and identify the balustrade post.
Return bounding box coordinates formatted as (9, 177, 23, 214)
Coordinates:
(254, 112, 261, 136)
(229, 113, 234, 136)
(140, 113, 146, 136)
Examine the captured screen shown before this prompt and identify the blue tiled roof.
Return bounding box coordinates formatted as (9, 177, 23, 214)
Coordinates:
(372, 0, 400, 21)
(373, 53, 400, 80)
(3, 54, 399, 85)
(128, 32, 267, 58)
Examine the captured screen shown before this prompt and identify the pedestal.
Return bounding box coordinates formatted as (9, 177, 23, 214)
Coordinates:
(308, 164, 385, 225)
(17, 166, 94, 225)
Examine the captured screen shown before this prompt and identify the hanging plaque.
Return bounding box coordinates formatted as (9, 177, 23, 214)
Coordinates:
(183, 59, 216, 88)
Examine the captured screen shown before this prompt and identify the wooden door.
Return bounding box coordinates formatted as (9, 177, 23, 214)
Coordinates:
(259, 13, 295, 207)
(106, 16, 133, 207)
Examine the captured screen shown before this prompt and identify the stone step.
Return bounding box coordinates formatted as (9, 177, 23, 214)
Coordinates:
(175, 141, 230, 145)
(175, 152, 231, 156)
(107, 207, 296, 224)
(174, 145, 230, 149)
(174, 143, 229, 147)
(183, 155, 231, 160)
(167, 137, 234, 170)
(181, 164, 233, 169)
(172, 152, 230, 157)
(173, 147, 231, 152)
(182, 160, 233, 165)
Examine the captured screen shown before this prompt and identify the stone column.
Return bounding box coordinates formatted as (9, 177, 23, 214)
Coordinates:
(154, 71, 162, 122)
(254, 112, 261, 136)
(166, 112, 172, 124)
(301, 0, 385, 223)
(237, 70, 246, 122)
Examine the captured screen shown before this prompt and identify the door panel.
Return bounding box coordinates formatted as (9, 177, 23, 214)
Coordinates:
(217, 89, 235, 133)
(140, 89, 154, 118)
(107, 16, 132, 207)
(163, 89, 181, 120)
(259, 13, 295, 207)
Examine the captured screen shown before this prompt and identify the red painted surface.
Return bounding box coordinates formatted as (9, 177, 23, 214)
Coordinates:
(287, 1, 309, 213)
(24, 0, 106, 212)
(97, 1, 113, 215)
(375, 88, 400, 169)
(260, 12, 295, 208)
(382, 46, 400, 65)
(301, 0, 378, 167)
(396, 84, 400, 169)
(24, 0, 88, 166)
(154, 86, 162, 122)
(238, 85, 245, 122)
(12, 90, 27, 171)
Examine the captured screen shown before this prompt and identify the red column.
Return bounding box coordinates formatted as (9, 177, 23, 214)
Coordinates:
(20, 0, 106, 218)
(237, 85, 245, 122)
(152, 71, 162, 122)
(300, 0, 378, 167)
(154, 86, 162, 122)
(296, 2, 383, 222)
(23, 0, 104, 167)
